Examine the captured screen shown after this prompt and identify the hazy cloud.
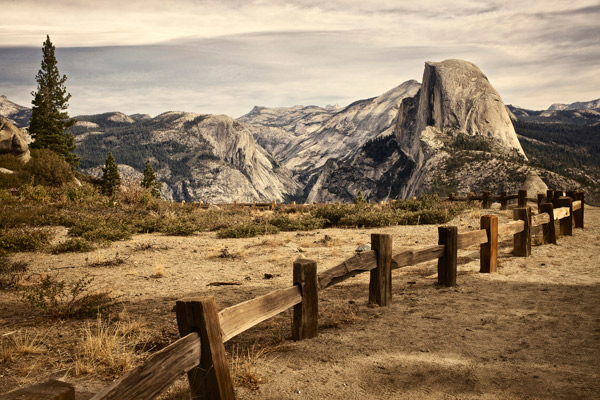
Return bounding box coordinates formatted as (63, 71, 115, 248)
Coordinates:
(0, 0, 598, 116)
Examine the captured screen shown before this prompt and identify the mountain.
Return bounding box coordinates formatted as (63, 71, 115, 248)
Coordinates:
(548, 98, 600, 111)
(305, 60, 539, 203)
(0, 95, 31, 129)
(2, 59, 597, 204)
(72, 112, 301, 202)
(241, 80, 421, 201)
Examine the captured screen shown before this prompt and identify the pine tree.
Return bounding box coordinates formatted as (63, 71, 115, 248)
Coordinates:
(101, 152, 121, 196)
(29, 35, 79, 168)
(353, 191, 367, 205)
(141, 159, 161, 198)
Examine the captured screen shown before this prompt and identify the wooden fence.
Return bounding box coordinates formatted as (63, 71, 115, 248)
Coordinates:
(1, 190, 585, 400)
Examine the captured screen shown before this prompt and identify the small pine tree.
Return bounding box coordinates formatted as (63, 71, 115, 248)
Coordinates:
(101, 152, 121, 196)
(29, 35, 79, 168)
(353, 191, 367, 205)
(141, 159, 161, 198)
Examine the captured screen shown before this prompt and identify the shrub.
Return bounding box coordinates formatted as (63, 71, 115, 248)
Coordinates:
(0, 227, 52, 252)
(23, 275, 113, 319)
(269, 214, 327, 231)
(119, 181, 154, 205)
(65, 182, 99, 203)
(217, 222, 279, 238)
(52, 238, 96, 254)
(18, 184, 51, 203)
(0, 257, 28, 288)
(23, 149, 75, 186)
(338, 208, 400, 228)
(69, 217, 132, 243)
(161, 217, 198, 236)
(310, 204, 355, 226)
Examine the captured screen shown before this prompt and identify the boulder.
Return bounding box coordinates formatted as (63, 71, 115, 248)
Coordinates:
(520, 172, 548, 195)
(0, 116, 30, 163)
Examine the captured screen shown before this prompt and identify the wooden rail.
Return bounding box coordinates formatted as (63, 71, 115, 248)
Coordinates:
(5, 189, 585, 400)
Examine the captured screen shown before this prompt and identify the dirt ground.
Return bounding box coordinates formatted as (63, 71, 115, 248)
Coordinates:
(1, 205, 599, 399)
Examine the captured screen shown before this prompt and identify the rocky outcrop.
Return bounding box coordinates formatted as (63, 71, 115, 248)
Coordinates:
(0, 116, 30, 163)
(520, 172, 548, 194)
(397, 59, 525, 160)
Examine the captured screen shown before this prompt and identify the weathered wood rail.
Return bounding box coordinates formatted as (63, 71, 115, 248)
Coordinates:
(2, 190, 585, 400)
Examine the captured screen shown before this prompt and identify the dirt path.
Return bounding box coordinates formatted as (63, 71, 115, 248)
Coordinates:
(1, 207, 599, 399)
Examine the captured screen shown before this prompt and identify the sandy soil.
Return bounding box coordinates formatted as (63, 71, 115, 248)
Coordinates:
(1, 206, 599, 399)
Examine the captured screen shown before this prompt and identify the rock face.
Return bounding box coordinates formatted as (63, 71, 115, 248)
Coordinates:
(305, 59, 532, 203)
(74, 112, 301, 203)
(397, 59, 525, 160)
(0, 116, 30, 163)
(243, 81, 420, 174)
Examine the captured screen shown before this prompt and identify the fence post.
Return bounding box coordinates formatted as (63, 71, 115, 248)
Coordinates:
(500, 192, 508, 210)
(449, 192, 455, 202)
(513, 207, 531, 257)
(537, 193, 544, 212)
(540, 203, 556, 245)
(482, 191, 491, 209)
(175, 297, 235, 400)
(480, 215, 498, 273)
(546, 189, 554, 206)
(437, 226, 458, 287)
(467, 192, 475, 205)
(558, 197, 573, 236)
(575, 192, 585, 229)
(293, 258, 318, 341)
(553, 190, 562, 207)
(369, 234, 393, 306)
(518, 190, 527, 208)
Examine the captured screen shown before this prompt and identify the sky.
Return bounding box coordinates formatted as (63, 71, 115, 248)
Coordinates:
(0, 0, 599, 118)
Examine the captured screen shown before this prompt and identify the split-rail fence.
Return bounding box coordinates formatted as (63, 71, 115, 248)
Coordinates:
(0, 190, 586, 400)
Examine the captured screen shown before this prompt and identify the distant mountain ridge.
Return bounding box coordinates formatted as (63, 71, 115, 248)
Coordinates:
(548, 98, 600, 111)
(2, 61, 598, 204)
(0, 95, 31, 129)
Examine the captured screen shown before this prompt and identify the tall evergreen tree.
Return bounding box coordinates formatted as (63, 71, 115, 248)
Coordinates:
(101, 152, 121, 196)
(141, 159, 161, 198)
(29, 35, 79, 168)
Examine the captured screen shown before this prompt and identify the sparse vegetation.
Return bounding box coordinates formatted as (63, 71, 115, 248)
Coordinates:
(52, 238, 96, 254)
(23, 275, 113, 319)
(75, 313, 145, 377)
(0, 257, 28, 289)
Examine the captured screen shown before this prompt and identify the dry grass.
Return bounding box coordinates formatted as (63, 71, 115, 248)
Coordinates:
(1, 330, 45, 363)
(151, 263, 165, 278)
(157, 377, 191, 400)
(74, 313, 145, 377)
(230, 344, 269, 392)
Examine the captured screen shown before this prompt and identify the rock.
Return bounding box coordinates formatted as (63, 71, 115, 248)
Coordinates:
(0, 116, 30, 163)
(0, 167, 14, 174)
(397, 59, 526, 160)
(355, 244, 371, 253)
(520, 172, 548, 194)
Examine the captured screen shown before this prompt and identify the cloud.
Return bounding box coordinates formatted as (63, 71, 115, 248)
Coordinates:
(0, 1, 598, 115)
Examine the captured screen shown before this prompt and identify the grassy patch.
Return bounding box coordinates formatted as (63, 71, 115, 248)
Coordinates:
(23, 275, 113, 319)
(217, 222, 279, 238)
(52, 238, 96, 254)
(0, 227, 53, 252)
